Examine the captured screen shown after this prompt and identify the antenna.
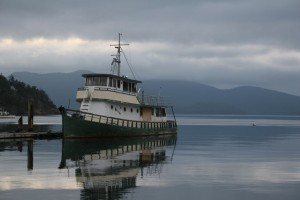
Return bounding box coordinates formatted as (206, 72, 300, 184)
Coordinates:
(110, 33, 129, 76)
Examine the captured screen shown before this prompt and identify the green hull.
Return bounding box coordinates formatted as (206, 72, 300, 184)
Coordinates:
(61, 112, 177, 138)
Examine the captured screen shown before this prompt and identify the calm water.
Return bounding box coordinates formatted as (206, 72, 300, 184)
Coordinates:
(1, 115, 300, 200)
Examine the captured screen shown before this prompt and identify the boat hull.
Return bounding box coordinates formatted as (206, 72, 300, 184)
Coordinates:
(61, 112, 177, 138)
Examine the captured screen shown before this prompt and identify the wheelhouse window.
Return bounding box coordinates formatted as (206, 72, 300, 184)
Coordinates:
(99, 77, 107, 86)
(123, 81, 129, 91)
(108, 77, 112, 87)
(85, 75, 139, 92)
(85, 77, 107, 86)
(112, 79, 116, 87)
(122, 81, 137, 93)
(94, 77, 100, 85)
(86, 77, 93, 86)
(128, 82, 132, 92)
(132, 84, 137, 93)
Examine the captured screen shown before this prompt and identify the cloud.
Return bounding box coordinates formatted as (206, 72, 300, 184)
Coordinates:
(1, 0, 299, 46)
(0, 0, 300, 95)
(0, 37, 112, 73)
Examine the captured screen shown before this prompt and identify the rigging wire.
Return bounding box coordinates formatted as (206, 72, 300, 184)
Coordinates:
(117, 34, 170, 107)
(119, 34, 142, 81)
(119, 34, 144, 93)
(121, 47, 137, 80)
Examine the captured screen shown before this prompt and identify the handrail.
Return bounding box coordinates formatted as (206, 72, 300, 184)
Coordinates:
(137, 94, 171, 107)
(63, 108, 177, 129)
(77, 87, 137, 96)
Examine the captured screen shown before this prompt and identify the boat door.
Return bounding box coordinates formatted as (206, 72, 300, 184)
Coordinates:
(141, 107, 152, 122)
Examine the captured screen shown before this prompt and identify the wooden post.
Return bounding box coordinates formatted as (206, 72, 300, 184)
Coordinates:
(27, 140, 33, 170)
(28, 100, 34, 131)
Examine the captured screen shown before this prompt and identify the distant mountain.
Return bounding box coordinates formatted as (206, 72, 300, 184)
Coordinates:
(12, 71, 300, 115)
(0, 74, 58, 115)
(142, 80, 300, 115)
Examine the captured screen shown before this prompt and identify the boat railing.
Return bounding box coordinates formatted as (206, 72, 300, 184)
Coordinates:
(65, 108, 177, 129)
(77, 87, 137, 96)
(138, 95, 168, 107)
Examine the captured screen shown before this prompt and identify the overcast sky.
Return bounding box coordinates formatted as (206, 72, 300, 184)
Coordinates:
(0, 0, 300, 95)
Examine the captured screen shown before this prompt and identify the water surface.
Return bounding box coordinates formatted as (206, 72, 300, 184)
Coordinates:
(1, 115, 300, 200)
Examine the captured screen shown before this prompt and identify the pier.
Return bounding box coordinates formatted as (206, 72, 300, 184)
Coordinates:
(0, 100, 62, 140)
(0, 131, 62, 140)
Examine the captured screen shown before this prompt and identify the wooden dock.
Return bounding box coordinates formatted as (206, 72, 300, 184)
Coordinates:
(0, 131, 62, 140)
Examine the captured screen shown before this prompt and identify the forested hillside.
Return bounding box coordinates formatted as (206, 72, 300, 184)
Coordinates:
(0, 74, 58, 115)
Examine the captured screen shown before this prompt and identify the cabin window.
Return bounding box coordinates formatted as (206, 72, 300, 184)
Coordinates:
(131, 108, 133, 112)
(128, 83, 132, 92)
(93, 77, 100, 85)
(123, 82, 128, 91)
(112, 79, 116, 87)
(108, 77, 112, 87)
(117, 80, 121, 88)
(99, 77, 107, 86)
(137, 109, 139, 113)
(85, 77, 107, 86)
(156, 108, 166, 117)
(86, 77, 93, 86)
(132, 84, 137, 93)
(111, 105, 113, 110)
(124, 107, 126, 112)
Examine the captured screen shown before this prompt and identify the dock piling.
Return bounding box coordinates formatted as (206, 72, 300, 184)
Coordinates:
(28, 100, 34, 132)
(27, 140, 33, 170)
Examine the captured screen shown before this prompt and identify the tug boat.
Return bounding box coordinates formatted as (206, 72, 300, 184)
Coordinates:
(59, 34, 177, 138)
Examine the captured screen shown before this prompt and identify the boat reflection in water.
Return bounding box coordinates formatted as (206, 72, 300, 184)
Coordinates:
(59, 134, 177, 199)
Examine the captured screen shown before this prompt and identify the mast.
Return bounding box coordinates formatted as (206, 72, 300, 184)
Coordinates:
(110, 33, 129, 77)
(117, 33, 121, 76)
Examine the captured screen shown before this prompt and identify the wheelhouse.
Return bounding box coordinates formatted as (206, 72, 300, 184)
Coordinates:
(83, 74, 141, 95)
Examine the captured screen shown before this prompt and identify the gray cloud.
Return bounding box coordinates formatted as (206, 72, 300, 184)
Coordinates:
(1, 0, 299, 46)
(0, 0, 300, 95)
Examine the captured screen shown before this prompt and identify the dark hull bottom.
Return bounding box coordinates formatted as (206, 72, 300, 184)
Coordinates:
(62, 114, 177, 138)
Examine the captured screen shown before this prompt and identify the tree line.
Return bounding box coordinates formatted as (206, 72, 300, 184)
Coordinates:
(0, 74, 58, 115)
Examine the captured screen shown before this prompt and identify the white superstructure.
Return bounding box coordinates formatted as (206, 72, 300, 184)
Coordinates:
(75, 34, 168, 123)
(76, 74, 144, 121)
